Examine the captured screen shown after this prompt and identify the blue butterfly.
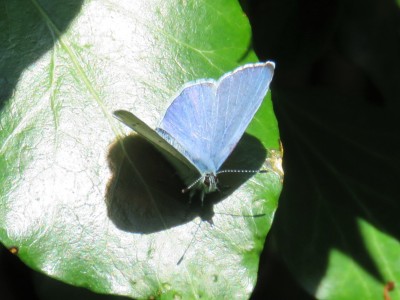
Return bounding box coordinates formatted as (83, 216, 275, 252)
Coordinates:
(114, 61, 275, 202)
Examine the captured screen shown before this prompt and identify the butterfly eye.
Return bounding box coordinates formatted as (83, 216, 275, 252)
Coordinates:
(204, 174, 211, 187)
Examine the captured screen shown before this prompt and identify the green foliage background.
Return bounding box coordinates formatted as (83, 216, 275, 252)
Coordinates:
(250, 0, 400, 299)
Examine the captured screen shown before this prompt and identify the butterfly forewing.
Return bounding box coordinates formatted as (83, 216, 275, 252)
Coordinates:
(157, 81, 218, 174)
(211, 62, 275, 170)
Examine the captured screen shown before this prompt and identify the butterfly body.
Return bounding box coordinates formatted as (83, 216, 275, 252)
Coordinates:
(114, 61, 275, 202)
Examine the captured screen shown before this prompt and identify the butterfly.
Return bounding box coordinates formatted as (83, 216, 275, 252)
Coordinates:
(114, 61, 275, 202)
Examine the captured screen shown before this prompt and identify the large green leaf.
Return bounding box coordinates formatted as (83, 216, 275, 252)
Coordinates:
(0, 0, 282, 299)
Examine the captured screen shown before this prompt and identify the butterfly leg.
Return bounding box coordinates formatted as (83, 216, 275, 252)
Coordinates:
(217, 182, 231, 195)
(199, 190, 205, 206)
(188, 189, 197, 205)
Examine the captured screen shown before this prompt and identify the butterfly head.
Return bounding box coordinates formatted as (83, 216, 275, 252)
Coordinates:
(182, 172, 219, 199)
(202, 172, 219, 193)
(190, 172, 219, 205)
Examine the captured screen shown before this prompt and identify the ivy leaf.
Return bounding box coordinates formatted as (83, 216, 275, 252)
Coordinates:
(0, 0, 282, 299)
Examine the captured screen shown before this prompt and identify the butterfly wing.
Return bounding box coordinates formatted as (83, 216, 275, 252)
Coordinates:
(113, 110, 200, 182)
(156, 81, 219, 174)
(211, 62, 275, 170)
(158, 61, 275, 173)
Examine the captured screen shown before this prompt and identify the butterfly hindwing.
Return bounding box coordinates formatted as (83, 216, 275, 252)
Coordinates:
(113, 110, 200, 182)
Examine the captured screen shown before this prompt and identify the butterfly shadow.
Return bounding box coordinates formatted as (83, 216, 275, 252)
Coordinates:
(105, 133, 267, 234)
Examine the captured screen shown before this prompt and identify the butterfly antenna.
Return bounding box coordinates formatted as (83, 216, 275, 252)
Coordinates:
(217, 169, 267, 175)
(177, 222, 202, 265)
(181, 176, 203, 194)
